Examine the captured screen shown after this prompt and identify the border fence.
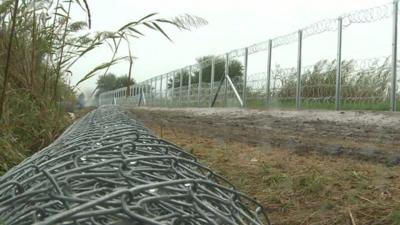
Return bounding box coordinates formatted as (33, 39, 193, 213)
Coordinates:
(100, 1, 400, 111)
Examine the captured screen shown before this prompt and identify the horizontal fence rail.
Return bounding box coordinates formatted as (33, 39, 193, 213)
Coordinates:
(0, 106, 270, 225)
(100, 1, 400, 111)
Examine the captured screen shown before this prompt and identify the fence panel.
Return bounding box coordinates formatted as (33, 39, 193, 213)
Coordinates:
(98, 1, 399, 112)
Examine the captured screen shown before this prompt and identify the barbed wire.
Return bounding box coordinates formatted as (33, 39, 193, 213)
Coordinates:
(302, 19, 338, 38)
(227, 48, 247, 59)
(0, 106, 270, 225)
(342, 3, 392, 26)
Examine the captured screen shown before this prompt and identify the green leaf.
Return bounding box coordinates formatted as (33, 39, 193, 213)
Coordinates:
(143, 22, 156, 30)
(74, 57, 128, 87)
(152, 22, 172, 42)
(118, 21, 138, 32)
(137, 12, 158, 23)
(127, 27, 144, 36)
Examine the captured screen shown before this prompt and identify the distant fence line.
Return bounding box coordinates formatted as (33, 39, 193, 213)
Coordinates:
(100, 1, 400, 111)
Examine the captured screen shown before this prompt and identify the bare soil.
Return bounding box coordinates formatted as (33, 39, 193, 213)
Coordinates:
(127, 107, 400, 225)
(129, 107, 400, 165)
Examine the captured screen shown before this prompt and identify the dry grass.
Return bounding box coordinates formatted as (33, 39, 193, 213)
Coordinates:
(0, 98, 73, 174)
(147, 122, 400, 225)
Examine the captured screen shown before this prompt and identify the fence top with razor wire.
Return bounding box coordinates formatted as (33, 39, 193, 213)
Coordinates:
(99, 0, 400, 112)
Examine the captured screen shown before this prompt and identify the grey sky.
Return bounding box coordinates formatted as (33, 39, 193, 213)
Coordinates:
(69, 0, 390, 93)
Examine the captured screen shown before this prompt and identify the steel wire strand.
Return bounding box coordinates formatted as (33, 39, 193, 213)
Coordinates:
(0, 105, 270, 225)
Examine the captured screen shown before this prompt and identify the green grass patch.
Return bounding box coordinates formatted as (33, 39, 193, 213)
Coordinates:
(245, 98, 398, 111)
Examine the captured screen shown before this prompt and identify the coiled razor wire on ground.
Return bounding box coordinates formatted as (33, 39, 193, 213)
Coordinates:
(0, 106, 270, 225)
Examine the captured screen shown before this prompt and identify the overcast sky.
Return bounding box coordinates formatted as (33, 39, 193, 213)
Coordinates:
(69, 0, 391, 94)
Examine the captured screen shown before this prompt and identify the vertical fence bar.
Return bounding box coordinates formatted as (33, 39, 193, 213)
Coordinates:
(392, 0, 398, 111)
(296, 30, 303, 109)
(266, 39, 272, 106)
(210, 57, 215, 106)
(151, 79, 154, 106)
(145, 81, 148, 106)
(142, 84, 145, 106)
(243, 48, 248, 107)
(172, 73, 175, 106)
(146, 80, 150, 106)
(224, 53, 229, 106)
(138, 85, 143, 106)
(179, 69, 183, 106)
(198, 64, 203, 106)
(158, 77, 161, 105)
(135, 87, 139, 105)
(155, 78, 158, 105)
(147, 80, 150, 106)
(154, 78, 157, 106)
(152, 79, 155, 106)
(335, 17, 343, 110)
(160, 75, 163, 106)
(165, 74, 169, 106)
(188, 66, 192, 104)
(141, 84, 145, 105)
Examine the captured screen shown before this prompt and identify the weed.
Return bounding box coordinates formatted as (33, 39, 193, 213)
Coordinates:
(390, 209, 400, 225)
(0, 0, 207, 174)
(295, 174, 326, 194)
(263, 174, 289, 186)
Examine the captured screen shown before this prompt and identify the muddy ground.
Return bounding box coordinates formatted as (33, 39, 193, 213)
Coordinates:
(128, 107, 400, 165)
(126, 107, 400, 224)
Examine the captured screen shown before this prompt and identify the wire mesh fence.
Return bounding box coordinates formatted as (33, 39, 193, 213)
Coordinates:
(0, 106, 270, 225)
(100, 1, 400, 111)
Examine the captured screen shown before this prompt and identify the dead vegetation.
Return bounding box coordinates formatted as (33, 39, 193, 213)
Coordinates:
(130, 107, 400, 225)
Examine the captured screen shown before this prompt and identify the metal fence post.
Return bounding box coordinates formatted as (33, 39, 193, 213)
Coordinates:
(243, 47, 248, 107)
(146, 80, 150, 106)
(296, 30, 303, 109)
(160, 75, 163, 106)
(188, 66, 192, 104)
(151, 79, 154, 106)
(147, 80, 150, 106)
(198, 64, 202, 106)
(156, 78, 158, 105)
(210, 57, 215, 106)
(335, 17, 343, 110)
(138, 85, 142, 106)
(391, 0, 398, 111)
(154, 78, 157, 106)
(172, 73, 175, 106)
(224, 53, 229, 106)
(150, 80, 152, 105)
(179, 69, 183, 106)
(138, 85, 141, 99)
(165, 74, 169, 106)
(266, 39, 273, 107)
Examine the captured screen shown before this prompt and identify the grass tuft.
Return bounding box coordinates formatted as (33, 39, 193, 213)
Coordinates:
(146, 120, 400, 225)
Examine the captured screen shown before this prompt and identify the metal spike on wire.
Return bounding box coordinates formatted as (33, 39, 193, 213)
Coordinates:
(0, 106, 270, 225)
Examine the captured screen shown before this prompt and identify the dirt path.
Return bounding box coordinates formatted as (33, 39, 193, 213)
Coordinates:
(126, 107, 400, 225)
(128, 107, 400, 165)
